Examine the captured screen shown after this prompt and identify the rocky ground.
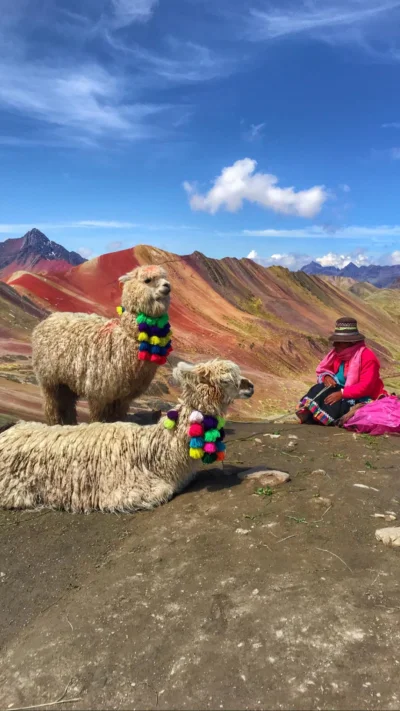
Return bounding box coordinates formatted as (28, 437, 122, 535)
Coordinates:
(1, 421, 400, 710)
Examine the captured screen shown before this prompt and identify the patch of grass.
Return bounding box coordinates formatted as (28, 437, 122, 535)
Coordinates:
(361, 434, 379, 448)
(255, 486, 274, 497)
(365, 460, 376, 470)
(332, 452, 346, 459)
(287, 515, 307, 524)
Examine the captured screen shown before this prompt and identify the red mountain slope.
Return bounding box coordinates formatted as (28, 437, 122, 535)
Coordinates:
(4, 244, 400, 419)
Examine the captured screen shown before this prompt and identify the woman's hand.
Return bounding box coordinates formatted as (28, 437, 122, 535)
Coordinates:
(323, 375, 337, 388)
(324, 391, 342, 405)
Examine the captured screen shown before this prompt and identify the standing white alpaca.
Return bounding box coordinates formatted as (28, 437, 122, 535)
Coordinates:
(31, 264, 172, 425)
(0, 360, 254, 512)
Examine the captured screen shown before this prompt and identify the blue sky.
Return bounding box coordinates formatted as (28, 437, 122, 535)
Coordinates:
(1, 0, 400, 269)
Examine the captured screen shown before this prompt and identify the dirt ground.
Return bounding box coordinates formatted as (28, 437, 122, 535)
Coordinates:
(1, 421, 400, 710)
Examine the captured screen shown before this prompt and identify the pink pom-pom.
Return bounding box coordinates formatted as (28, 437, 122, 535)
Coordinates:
(189, 411, 204, 424)
(204, 442, 217, 454)
(188, 423, 204, 437)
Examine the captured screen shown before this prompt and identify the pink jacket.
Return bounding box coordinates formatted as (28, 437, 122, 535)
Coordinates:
(342, 349, 385, 400)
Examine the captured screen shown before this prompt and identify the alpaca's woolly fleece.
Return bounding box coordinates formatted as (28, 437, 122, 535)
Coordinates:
(32, 265, 171, 426)
(0, 359, 254, 512)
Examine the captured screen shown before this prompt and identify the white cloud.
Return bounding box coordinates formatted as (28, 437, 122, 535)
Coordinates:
(248, 250, 312, 270)
(78, 220, 139, 228)
(105, 34, 233, 84)
(0, 60, 170, 145)
(111, 0, 158, 28)
(242, 224, 400, 238)
(247, 248, 400, 271)
(247, 249, 259, 259)
(391, 147, 400, 159)
(106, 240, 124, 252)
(243, 122, 266, 142)
(246, 0, 400, 57)
(339, 183, 351, 193)
(382, 122, 400, 129)
(0, 1, 229, 147)
(316, 251, 371, 268)
(77, 246, 95, 259)
(0, 220, 202, 235)
(185, 159, 327, 218)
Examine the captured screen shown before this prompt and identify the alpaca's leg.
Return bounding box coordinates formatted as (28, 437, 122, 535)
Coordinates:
(58, 384, 78, 425)
(42, 385, 62, 425)
(42, 384, 77, 425)
(89, 398, 131, 423)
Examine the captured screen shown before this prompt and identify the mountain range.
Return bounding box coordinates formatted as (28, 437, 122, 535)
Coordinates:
(0, 228, 86, 280)
(301, 260, 400, 288)
(1, 229, 400, 421)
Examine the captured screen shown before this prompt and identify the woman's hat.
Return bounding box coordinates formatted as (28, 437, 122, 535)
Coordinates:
(328, 317, 365, 343)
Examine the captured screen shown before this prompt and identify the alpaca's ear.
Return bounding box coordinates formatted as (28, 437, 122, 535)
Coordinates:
(172, 362, 195, 385)
(118, 268, 139, 285)
(118, 273, 131, 284)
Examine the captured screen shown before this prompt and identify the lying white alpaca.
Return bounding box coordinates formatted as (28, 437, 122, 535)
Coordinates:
(0, 360, 254, 512)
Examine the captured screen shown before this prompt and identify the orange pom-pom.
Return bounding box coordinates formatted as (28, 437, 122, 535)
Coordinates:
(216, 451, 225, 461)
(188, 423, 204, 437)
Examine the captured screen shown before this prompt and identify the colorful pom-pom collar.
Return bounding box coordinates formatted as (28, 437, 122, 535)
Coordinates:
(116, 307, 172, 366)
(164, 409, 226, 465)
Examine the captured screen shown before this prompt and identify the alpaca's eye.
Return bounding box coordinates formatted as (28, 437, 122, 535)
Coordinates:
(144, 278, 152, 284)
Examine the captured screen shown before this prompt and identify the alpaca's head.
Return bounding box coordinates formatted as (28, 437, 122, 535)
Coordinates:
(119, 265, 171, 317)
(173, 359, 254, 415)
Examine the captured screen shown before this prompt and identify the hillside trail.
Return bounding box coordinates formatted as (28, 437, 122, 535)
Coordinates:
(1, 422, 400, 710)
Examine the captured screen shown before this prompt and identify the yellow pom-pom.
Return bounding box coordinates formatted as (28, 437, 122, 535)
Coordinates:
(158, 332, 172, 347)
(189, 447, 204, 459)
(164, 418, 175, 430)
(116, 306, 123, 316)
(138, 332, 149, 342)
(150, 336, 161, 346)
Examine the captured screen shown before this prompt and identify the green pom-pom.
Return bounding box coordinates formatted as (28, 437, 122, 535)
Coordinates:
(137, 312, 169, 327)
(136, 313, 155, 326)
(164, 418, 175, 430)
(217, 416, 226, 430)
(155, 313, 169, 328)
(204, 428, 221, 443)
(203, 453, 217, 465)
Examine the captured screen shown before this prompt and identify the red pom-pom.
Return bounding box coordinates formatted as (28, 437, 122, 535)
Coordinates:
(188, 423, 204, 437)
(150, 354, 167, 365)
(138, 351, 150, 361)
(216, 451, 225, 461)
(166, 346, 173, 355)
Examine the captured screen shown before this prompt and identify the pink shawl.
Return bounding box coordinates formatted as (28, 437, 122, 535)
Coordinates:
(316, 343, 365, 388)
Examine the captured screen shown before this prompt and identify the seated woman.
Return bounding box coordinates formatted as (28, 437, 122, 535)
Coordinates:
(296, 317, 386, 426)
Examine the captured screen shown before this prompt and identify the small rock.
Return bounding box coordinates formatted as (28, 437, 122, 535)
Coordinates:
(311, 469, 326, 476)
(354, 483, 379, 492)
(238, 468, 290, 487)
(373, 512, 397, 522)
(288, 435, 298, 440)
(310, 496, 331, 507)
(375, 527, 400, 548)
(263, 433, 281, 439)
(254, 438, 262, 444)
(235, 528, 250, 535)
